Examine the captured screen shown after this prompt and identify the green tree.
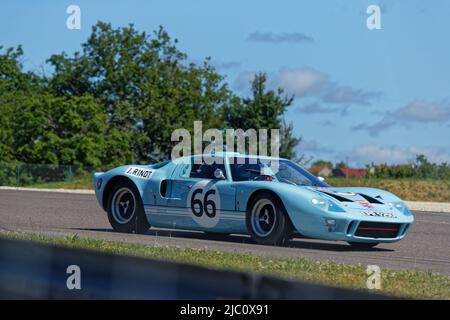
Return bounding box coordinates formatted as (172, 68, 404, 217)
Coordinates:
(1, 24, 303, 169)
(10, 92, 110, 168)
(223, 73, 300, 158)
(335, 161, 347, 169)
(0, 46, 37, 163)
(48, 22, 235, 162)
(0, 46, 113, 168)
(312, 160, 333, 169)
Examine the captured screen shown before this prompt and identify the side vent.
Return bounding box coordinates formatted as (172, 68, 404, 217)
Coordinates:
(346, 221, 356, 235)
(321, 192, 353, 202)
(358, 193, 384, 204)
(160, 180, 167, 197)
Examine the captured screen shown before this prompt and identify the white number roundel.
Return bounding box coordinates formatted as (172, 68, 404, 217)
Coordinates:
(187, 180, 221, 228)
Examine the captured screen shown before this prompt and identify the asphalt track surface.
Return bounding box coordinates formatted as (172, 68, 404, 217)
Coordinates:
(1, 189, 449, 276)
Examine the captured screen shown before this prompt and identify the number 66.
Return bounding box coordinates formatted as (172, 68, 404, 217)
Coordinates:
(191, 189, 216, 218)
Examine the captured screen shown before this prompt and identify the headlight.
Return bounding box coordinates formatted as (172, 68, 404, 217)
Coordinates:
(311, 197, 346, 212)
(388, 201, 404, 210)
(311, 198, 326, 205)
(389, 201, 411, 215)
(311, 198, 329, 210)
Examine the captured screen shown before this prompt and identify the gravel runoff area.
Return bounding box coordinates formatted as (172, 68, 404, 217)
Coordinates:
(1, 186, 449, 213)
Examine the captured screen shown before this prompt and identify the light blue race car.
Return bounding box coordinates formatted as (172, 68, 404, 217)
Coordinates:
(93, 152, 414, 248)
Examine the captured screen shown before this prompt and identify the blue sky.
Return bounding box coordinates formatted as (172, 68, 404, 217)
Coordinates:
(1, 0, 449, 166)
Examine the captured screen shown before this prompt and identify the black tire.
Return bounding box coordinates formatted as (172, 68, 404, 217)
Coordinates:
(106, 180, 150, 234)
(348, 242, 379, 249)
(246, 192, 292, 246)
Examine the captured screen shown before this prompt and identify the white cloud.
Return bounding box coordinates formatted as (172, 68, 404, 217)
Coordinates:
(351, 118, 396, 136)
(212, 60, 241, 70)
(297, 139, 334, 154)
(347, 144, 450, 166)
(274, 67, 328, 97)
(320, 120, 335, 127)
(297, 102, 350, 116)
(393, 99, 450, 122)
(323, 85, 381, 105)
(234, 67, 380, 106)
(352, 98, 450, 136)
(233, 71, 256, 90)
(247, 31, 314, 44)
(297, 102, 339, 114)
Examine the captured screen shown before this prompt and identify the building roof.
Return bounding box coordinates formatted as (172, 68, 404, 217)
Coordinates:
(309, 164, 332, 175)
(335, 167, 367, 178)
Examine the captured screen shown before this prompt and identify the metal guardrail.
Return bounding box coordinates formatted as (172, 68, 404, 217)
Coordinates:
(0, 238, 389, 299)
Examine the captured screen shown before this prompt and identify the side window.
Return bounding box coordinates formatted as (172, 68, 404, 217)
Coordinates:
(179, 163, 191, 178)
(189, 160, 226, 179)
(229, 157, 262, 181)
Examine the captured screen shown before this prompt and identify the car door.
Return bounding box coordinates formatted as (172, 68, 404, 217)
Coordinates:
(163, 155, 238, 231)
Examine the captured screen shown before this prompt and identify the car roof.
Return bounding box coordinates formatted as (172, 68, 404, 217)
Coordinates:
(172, 152, 287, 163)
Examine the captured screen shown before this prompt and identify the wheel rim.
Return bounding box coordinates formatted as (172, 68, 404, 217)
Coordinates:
(111, 187, 136, 224)
(251, 199, 277, 237)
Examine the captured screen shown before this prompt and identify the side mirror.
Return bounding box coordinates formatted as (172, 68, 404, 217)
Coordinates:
(214, 168, 226, 180)
(318, 176, 325, 182)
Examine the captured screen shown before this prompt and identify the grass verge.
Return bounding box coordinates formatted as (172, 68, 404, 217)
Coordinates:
(327, 178, 450, 202)
(22, 177, 93, 190)
(1, 230, 449, 299)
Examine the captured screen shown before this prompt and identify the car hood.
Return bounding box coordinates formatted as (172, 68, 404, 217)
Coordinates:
(305, 185, 404, 213)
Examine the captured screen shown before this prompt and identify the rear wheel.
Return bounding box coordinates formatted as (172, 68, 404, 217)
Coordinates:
(348, 242, 379, 249)
(106, 180, 150, 234)
(246, 192, 292, 246)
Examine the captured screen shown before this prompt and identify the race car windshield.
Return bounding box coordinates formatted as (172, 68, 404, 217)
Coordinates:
(280, 160, 330, 187)
(229, 157, 330, 187)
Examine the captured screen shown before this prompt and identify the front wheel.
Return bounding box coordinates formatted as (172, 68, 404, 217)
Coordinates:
(106, 180, 150, 234)
(246, 192, 292, 246)
(348, 242, 379, 249)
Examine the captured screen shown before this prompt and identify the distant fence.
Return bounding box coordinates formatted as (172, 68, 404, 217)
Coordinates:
(0, 238, 390, 299)
(0, 162, 97, 187)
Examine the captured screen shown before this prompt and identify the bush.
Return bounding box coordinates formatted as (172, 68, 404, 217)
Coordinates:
(367, 155, 450, 180)
(0, 162, 95, 187)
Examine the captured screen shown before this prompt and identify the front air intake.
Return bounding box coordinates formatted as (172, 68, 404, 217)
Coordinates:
(355, 222, 400, 238)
